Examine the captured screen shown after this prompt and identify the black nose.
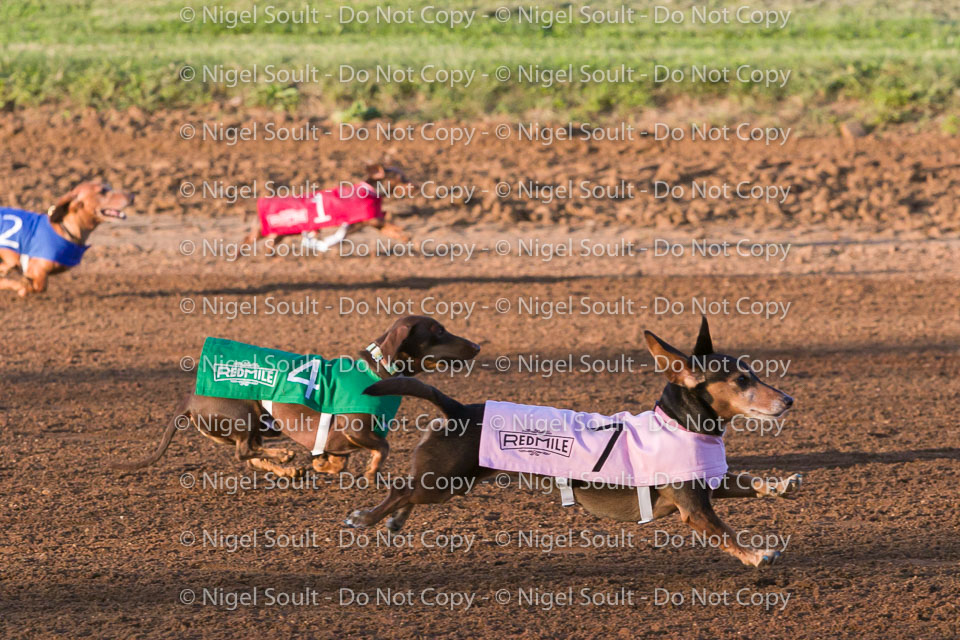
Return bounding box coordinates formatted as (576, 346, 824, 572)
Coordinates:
(783, 395, 794, 408)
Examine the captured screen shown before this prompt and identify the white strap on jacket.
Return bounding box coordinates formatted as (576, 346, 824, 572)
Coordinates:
(637, 486, 654, 524)
(312, 413, 333, 455)
(556, 478, 655, 523)
(555, 478, 575, 507)
(301, 223, 349, 253)
(262, 401, 332, 455)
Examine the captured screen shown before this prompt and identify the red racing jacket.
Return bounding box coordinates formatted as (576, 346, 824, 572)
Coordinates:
(256, 182, 383, 236)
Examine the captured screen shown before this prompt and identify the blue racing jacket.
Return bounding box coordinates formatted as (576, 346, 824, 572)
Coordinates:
(0, 207, 89, 266)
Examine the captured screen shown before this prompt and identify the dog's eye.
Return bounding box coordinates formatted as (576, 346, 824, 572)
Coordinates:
(735, 374, 750, 386)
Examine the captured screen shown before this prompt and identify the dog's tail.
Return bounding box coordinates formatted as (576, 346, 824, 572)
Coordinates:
(109, 411, 187, 471)
(365, 377, 464, 418)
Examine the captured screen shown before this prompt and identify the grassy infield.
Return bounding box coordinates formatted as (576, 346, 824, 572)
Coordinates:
(0, 0, 957, 127)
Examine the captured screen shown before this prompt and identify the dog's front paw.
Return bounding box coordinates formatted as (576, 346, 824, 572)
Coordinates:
(312, 457, 345, 474)
(345, 509, 370, 529)
(277, 465, 304, 479)
(385, 514, 405, 533)
(775, 473, 803, 498)
(744, 549, 782, 568)
(278, 449, 296, 463)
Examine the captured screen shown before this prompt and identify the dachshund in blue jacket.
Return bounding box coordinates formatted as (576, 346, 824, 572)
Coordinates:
(0, 180, 134, 296)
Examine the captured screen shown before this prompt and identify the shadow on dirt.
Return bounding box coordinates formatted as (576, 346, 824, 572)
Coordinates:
(95, 272, 626, 299)
(730, 448, 960, 471)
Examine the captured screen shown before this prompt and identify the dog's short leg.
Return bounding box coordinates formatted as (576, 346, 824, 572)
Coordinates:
(385, 504, 415, 532)
(20, 273, 46, 296)
(312, 453, 348, 475)
(257, 447, 296, 463)
(768, 473, 803, 498)
(247, 457, 303, 478)
(234, 434, 301, 476)
(712, 472, 803, 499)
(377, 221, 410, 243)
(240, 222, 259, 248)
(361, 437, 389, 483)
(0, 275, 36, 295)
(346, 485, 412, 529)
(263, 235, 282, 257)
(674, 488, 782, 568)
(363, 217, 410, 243)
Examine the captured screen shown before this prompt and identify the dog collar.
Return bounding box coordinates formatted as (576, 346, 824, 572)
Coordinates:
(365, 342, 398, 375)
(46, 206, 83, 244)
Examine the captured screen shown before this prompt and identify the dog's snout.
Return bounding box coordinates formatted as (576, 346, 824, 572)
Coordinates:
(782, 395, 794, 408)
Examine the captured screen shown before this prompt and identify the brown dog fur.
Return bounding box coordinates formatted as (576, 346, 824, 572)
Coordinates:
(111, 316, 480, 480)
(352, 319, 802, 568)
(0, 181, 134, 296)
(241, 163, 412, 251)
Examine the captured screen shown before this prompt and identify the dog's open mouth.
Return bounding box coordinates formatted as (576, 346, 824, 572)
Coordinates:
(752, 407, 791, 420)
(99, 208, 127, 220)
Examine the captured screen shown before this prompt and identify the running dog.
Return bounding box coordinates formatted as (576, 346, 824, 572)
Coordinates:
(111, 316, 480, 479)
(0, 180, 134, 296)
(242, 163, 412, 252)
(352, 318, 801, 568)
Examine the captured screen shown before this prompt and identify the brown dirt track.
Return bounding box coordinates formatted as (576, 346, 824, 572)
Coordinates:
(1, 111, 959, 639)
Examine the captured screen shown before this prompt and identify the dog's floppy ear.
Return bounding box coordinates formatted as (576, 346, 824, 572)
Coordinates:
(644, 330, 703, 389)
(48, 187, 79, 223)
(376, 318, 413, 361)
(692, 316, 713, 357)
(365, 163, 387, 181)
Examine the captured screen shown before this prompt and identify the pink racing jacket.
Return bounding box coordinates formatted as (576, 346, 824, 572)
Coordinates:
(256, 182, 383, 236)
(479, 402, 727, 488)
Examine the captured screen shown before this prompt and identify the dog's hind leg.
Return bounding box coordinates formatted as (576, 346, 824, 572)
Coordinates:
(385, 504, 415, 532)
(711, 472, 803, 499)
(0, 277, 24, 291)
(346, 485, 413, 529)
(241, 220, 259, 248)
(372, 219, 410, 243)
(346, 466, 478, 529)
(18, 272, 47, 295)
(0, 250, 23, 279)
(262, 235, 284, 257)
(344, 433, 388, 483)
